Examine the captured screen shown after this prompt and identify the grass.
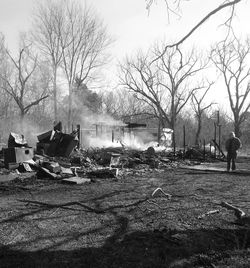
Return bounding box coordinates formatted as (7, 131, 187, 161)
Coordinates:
(0, 158, 249, 267)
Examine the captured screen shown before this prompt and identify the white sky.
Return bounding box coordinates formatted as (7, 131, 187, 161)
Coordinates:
(0, 0, 250, 109)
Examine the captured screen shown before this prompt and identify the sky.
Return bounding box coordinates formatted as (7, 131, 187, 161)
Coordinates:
(0, 0, 250, 107)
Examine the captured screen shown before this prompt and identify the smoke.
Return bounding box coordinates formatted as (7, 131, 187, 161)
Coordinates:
(84, 135, 120, 148)
(22, 121, 45, 148)
(80, 114, 164, 151)
(81, 112, 126, 128)
(83, 132, 158, 151)
(82, 130, 171, 152)
(72, 92, 172, 151)
(122, 133, 158, 150)
(0, 117, 45, 148)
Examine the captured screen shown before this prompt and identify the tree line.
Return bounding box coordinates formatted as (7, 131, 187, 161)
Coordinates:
(0, 0, 250, 147)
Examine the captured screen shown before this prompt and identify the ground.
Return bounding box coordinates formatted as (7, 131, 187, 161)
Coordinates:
(0, 158, 249, 268)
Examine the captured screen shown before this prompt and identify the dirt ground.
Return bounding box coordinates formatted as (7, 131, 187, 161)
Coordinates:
(0, 158, 249, 268)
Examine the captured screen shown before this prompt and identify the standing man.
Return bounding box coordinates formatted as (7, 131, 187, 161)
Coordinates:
(225, 132, 242, 171)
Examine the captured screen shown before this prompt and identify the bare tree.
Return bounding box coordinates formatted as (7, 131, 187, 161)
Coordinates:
(31, 0, 64, 122)
(120, 46, 207, 147)
(211, 37, 250, 137)
(102, 89, 152, 121)
(55, 1, 111, 130)
(0, 43, 49, 129)
(191, 82, 215, 146)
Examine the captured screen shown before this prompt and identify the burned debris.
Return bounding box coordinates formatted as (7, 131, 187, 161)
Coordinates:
(0, 120, 229, 187)
(0, 121, 249, 268)
(36, 122, 79, 157)
(3, 133, 34, 171)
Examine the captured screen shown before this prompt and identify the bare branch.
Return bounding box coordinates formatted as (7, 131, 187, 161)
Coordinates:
(151, 0, 242, 62)
(24, 95, 49, 114)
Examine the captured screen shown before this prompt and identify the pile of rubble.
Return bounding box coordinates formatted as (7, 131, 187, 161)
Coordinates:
(0, 124, 199, 186)
(0, 125, 90, 185)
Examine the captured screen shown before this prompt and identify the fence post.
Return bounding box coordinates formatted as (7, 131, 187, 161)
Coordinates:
(218, 124, 221, 157)
(76, 124, 80, 149)
(203, 139, 206, 161)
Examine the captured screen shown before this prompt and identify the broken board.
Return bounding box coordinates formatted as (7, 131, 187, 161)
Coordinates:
(62, 177, 91, 185)
(39, 167, 61, 179)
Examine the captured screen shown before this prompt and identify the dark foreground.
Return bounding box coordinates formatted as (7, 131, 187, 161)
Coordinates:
(0, 159, 249, 268)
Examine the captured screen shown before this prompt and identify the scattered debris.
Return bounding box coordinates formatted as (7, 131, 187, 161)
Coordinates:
(61, 166, 74, 175)
(8, 132, 28, 148)
(198, 210, 220, 219)
(152, 187, 172, 200)
(62, 177, 91, 185)
(220, 201, 246, 220)
(3, 147, 34, 168)
(0, 171, 19, 182)
(19, 163, 33, 172)
(146, 146, 155, 156)
(42, 161, 61, 174)
(0, 123, 231, 189)
(86, 168, 118, 178)
(185, 147, 203, 160)
(110, 154, 120, 167)
(39, 167, 61, 180)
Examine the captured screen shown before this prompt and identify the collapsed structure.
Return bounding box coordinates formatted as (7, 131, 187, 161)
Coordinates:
(0, 120, 225, 185)
(36, 122, 79, 157)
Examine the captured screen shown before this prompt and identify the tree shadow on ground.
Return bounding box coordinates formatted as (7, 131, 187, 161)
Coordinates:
(1, 224, 249, 268)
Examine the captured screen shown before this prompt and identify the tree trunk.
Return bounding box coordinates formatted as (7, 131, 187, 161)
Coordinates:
(170, 118, 176, 154)
(172, 129, 176, 154)
(195, 116, 202, 146)
(53, 66, 58, 122)
(68, 83, 73, 132)
(234, 113, 241, 137)
(20, 109, 25, 134)
(234, 122, 241, 138)
(157, 117, 161, 143)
